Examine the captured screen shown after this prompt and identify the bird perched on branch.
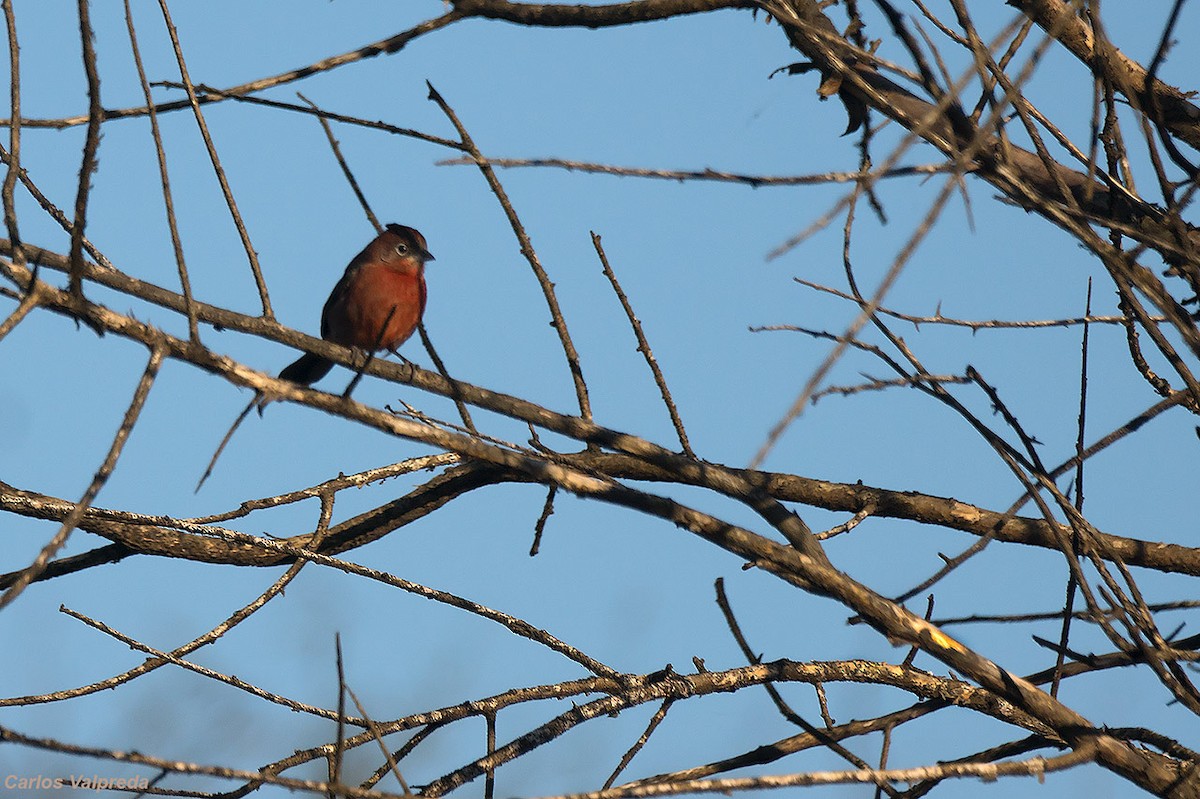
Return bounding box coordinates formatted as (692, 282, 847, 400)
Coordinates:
(196, 223, 433, 491)
(277, 222, 434, 387)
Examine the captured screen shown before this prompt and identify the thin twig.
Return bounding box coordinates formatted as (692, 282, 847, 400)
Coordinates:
(0, 147, 118, 290)
(875, 724, 893, 799)
(902, 596, 936, 668)
(484, 712, 497, 799)
(810, 373, 971, 403)
(813, 683, 834, 728)
(713, 579, 896, 794)
(57, 517, 624, 679)
(934, 599, 1200, 628)
(1052, 279, 1092, 697)
(760, 11, 1029, 261)
(0, 11, 466, 129)
(124, 0, 197, 341)
(0, 0, 23, 287)
(0, 280, 38, 342)
(965, 365, 1046, 474)
(603, 700, 675, 789)
(3, 549, 323, 706)
(794, 276, 1162, 329)
(361, 725, 441, 790)
(417, 321, 478, 435)
(426, 80, 593, 423)
(815, 506, 874, 540)
(190, 454, 459, 525)
(195, 395, 259, 493)
(752, 170, 958, 468)
(59, 605, 353, 722)
(629, 699, 942, 787)
(69, 0, 103, 300)
(346, 680, 414, 796)
(299, 91, 383, 233)
(437, 156, 957, 187)
(155, 0, 273, 318)
(151, 81, 463, 150)
(333, 634, 347, 793)
(891, 388, 1188, 603)
(593, 231, 692, 456)
(0, 345, 164, 610)
(529, 485, 557, 556)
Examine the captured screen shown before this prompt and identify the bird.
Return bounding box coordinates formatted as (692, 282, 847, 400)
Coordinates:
(277, 223, 434, 387)
(194, 224, 439, 491)
(194, 223, 433, 492)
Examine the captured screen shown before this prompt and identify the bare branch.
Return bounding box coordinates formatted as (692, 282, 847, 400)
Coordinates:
(427, 81, 595, 422)
(154, 0, 273, 319)
(0, 345, 164, 609)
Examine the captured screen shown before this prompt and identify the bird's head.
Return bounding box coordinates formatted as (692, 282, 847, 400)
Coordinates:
(380, 223, 435, 265)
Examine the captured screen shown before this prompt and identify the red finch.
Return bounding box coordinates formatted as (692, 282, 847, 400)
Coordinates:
(196, 224, 433, 491)
(278, 223, 433, 386)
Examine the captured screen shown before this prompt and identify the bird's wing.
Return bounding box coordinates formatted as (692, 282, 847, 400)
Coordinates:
(318, 256, 365, 340)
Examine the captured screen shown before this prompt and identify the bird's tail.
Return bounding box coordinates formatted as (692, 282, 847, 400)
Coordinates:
(278, 352, 335, 386)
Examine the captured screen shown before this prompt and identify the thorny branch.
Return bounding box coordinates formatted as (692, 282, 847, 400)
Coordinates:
(1, 1, 1198, 797)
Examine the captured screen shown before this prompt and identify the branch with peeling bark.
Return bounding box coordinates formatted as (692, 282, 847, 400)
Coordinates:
(3, 2, 1199, 795)
(2, 248, 1195, 795)
(2, 243, 1192, 578)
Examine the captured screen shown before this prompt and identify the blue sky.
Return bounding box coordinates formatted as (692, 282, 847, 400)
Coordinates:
(2, 2, 1198, 797)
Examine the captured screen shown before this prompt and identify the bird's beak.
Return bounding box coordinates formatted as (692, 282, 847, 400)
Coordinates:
(422, 248, 436, 262)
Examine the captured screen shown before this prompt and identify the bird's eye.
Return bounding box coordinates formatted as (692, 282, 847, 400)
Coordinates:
(394, 243, 410, 256)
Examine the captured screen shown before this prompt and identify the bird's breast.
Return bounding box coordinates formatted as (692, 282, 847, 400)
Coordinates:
(325, 264, 425, 351)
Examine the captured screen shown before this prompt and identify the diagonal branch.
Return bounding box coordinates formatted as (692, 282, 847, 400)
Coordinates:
(427, 81, 595, 423)
(0, 11, 466, 129)
(68, 0, 102, 299)
(1009, 0, 1200, 152)
(154, 0, 272, 319)
(0, 345, 164, 609)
